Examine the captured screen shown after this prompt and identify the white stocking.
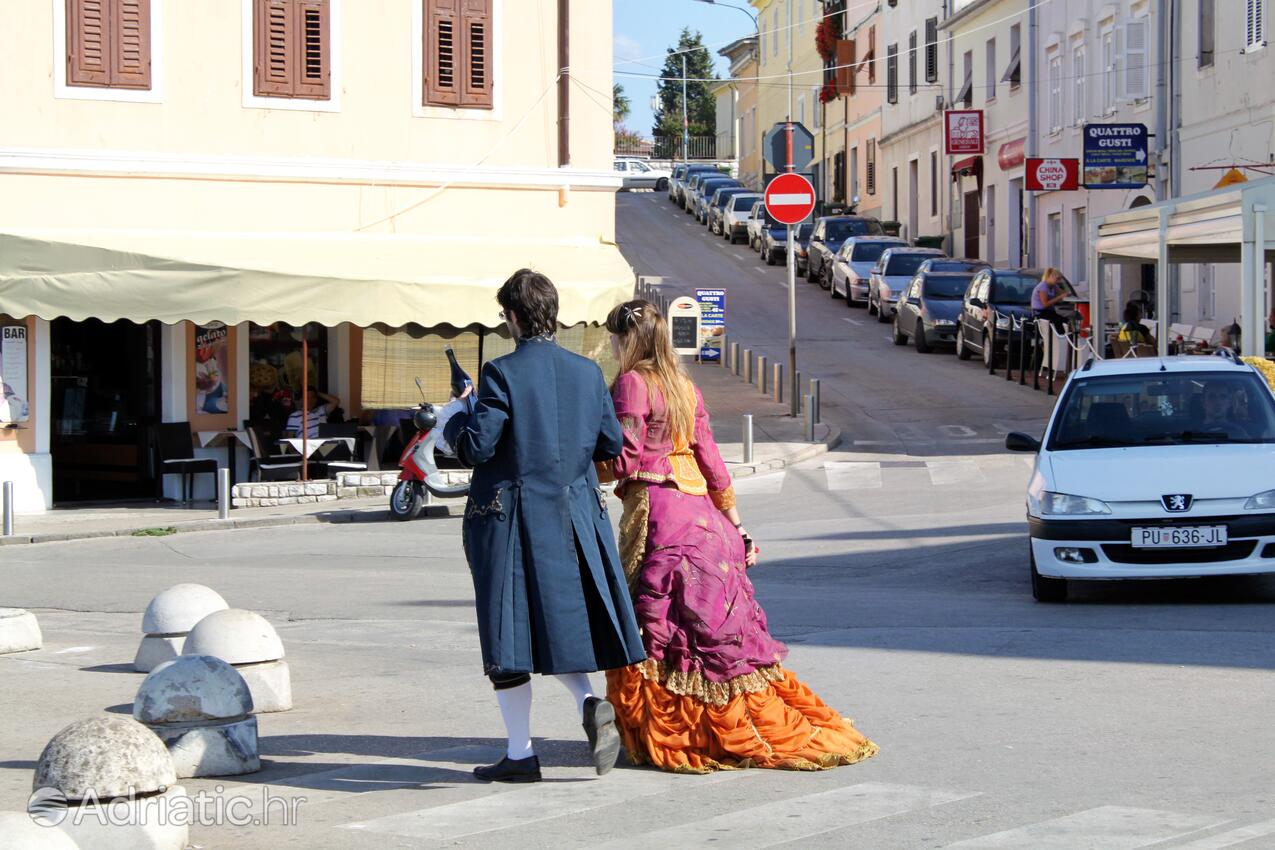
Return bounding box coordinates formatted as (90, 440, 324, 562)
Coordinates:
(495, 682, 534, 760)
(553, 672, 595, 719)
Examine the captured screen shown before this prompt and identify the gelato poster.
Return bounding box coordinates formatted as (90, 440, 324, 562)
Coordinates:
(0, 324, 30, 423)
(193, 323, 231, 415)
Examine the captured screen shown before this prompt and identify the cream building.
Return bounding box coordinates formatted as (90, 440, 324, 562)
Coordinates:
(823, 2, 883, 220)
(751, 0, 827, 195)
(717, 36, 761, 189)
(0, 0, 629, 511)
(945, 0, 1030, 266)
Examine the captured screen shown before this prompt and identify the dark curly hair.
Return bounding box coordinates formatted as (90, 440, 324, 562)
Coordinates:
(497, 269, 559, 338)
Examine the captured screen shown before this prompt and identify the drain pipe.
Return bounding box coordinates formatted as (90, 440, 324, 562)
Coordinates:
(1025, 0, 1038, 266)
(557, 0, 570, 167)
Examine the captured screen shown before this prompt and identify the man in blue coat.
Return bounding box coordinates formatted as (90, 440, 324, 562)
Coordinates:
(444, 269, 646, 783)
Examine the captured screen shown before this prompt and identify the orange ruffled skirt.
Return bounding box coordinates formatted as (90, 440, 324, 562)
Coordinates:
(605, 663, 879, 774)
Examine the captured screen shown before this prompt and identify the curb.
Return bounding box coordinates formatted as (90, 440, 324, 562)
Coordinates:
(0, 428, 840, 547)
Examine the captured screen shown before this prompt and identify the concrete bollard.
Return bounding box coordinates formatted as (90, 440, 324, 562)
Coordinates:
(757, 355, 768, 394)
(2, 480, 12, 536)
(805, 396, 816, 442)
(743, 349, 752, 384)
(743, 414, 754, 464)
(184, 609, 292, 713)
(218, 468, 230, 520)
(134, 584, 230, 673)
(719, 333, 728, 367)
(731, 343, 741, 376)
(0, 608, 42, 654)
(773, 363, 784, 404)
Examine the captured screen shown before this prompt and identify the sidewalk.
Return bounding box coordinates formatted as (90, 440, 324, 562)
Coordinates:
(1, 362, 836, 546)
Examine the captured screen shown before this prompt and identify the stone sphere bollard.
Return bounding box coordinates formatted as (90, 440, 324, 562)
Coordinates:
(134, 655, 260, 778)
(0, 608, 42, 654)
(184, 609, 292, 712)
(0, 811, 81, 848)
(134, 584, 229, 673)
(33, 716, 187, 850)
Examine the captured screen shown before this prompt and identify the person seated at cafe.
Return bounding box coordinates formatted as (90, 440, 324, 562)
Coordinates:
(1031, 267, 1069, 332)
(285, 387, 340, 439)
(1117, 303, 1156, 348)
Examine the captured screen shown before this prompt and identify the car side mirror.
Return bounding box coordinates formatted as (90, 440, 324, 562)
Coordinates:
(908, 297, 921, 305)
(1005, 432, 1041, 452)
(970, 298, 985, 308)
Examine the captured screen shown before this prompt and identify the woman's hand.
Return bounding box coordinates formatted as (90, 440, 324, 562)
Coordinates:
(738, 526, 759, 568)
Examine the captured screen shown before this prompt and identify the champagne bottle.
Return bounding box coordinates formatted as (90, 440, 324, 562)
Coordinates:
(445, 347, 474, 401)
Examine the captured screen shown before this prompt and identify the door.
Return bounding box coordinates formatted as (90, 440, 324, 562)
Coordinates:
(1009, 178, 1024, 265)
(964, 192, 981, 259)
(908, 159, 919, 239)
(985, 185, 997, 266)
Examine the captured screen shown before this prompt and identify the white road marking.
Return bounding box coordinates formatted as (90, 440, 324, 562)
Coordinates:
(943, 806, 1224, 849)
(597, 782, 977, 850)
(926, 460, 987, 486)
(824, 461, 883, 490)
(1172, 819, 1275, 848)
(733, 471, 787, 495)
(754, 268, 769, 277)
(938, 424, 978, 438)
(344, 766, 752, 840)
(842, 317, 864, 326)
(54, 646, 96, 654)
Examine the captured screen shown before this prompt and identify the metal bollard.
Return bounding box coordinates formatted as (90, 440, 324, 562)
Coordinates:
(795, 371, 803, 412)
(731, 342, 741, 376)
(743, 348, 752, 384)
(804, 395, 816, 441)
(809, 378, 821, 424)
(218, 468, 230, 522)
(743, 414, 754, 464)
(720, 333, 729, 367)
(773, 363, 784, 404)
(757, 355, 768, 394)
(2, 480, 13, 536)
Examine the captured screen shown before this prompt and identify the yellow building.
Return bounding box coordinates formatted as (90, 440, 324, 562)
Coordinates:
(750, 0, 827, 192)
(715, 36, 761, 190)
(0, 0, 630, 511)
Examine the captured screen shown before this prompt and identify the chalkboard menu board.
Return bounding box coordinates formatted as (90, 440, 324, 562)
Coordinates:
(670, 315, 698, 351)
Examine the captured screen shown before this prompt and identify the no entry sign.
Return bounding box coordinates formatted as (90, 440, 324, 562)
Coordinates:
(764, 173, 816, 225)
(1026, 158, 1080, 191)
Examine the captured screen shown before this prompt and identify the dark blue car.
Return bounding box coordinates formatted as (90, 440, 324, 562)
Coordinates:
(760, 220, 813, 267)
(892, 261, 987, 353)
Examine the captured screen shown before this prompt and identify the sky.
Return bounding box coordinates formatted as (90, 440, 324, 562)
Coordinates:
(612, 0, 756, 138)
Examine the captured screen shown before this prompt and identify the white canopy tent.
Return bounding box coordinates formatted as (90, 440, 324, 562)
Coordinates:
(1089, 177, 1275, 357)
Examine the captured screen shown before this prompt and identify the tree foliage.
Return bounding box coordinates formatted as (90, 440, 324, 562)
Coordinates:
(653, 28, 717, 141)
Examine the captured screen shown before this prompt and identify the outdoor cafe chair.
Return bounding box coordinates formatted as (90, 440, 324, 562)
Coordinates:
(157, 422, 219, 504)
(244, 424, 302, 482)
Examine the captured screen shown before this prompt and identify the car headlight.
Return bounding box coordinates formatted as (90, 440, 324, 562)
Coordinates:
(995, 315, 1011, 329)
(1040, 492, 1111, 516)
(1244, 489, 1275, 510)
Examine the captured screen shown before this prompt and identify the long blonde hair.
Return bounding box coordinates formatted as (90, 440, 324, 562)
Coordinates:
(606, 299, 696, 446)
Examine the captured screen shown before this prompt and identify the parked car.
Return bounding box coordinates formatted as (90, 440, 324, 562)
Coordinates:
(760, 221, 813, 266)
(668, 164, 689, 202)
(721, 193, 762, 243)
(674, 164, 719, 206)
(694, 177, 740, 223)
(746, 200, 770, 250)
(706, 187, 752, 233)
(1005, 354, 1275, 602)
(805, 216, 887, 289)
(955, 268, 1079, 366)
(892, 267, 980, 352)
(828, 236, 907, 303)
(867, 247, 945, 322)
(614, 157, 671, 191)
(684, 170, 728, 213)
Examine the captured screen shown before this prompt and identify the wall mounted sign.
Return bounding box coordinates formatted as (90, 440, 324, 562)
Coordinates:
(1083, 123, 1148, 188)
(944, 110, 985, 155)
(0, 325, 29, 423)
(1026, 158, 1081, 191)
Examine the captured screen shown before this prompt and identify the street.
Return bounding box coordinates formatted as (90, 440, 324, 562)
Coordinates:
(2, 198, 1275, 849)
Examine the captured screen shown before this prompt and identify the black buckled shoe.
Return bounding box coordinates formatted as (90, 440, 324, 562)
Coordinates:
(473, 755, 542, 783)
(582, 696, 621, 776)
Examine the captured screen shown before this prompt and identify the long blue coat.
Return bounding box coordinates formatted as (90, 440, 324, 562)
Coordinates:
(443, 337, 646, 677)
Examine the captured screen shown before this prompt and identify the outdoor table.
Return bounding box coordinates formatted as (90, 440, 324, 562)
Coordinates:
(357, 424, 387, 471)
(197, 429, 252, 487)
(277, 437, 356, 458)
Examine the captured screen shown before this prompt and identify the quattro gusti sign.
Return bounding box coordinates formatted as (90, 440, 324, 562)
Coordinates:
(1083, 123, 1148, 189)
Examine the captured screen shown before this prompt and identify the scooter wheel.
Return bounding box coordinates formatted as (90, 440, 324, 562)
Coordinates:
(389, 480, 425, 521)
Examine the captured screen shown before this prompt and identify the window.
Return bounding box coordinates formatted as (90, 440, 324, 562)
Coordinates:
(1072, 208, 1087, 287)
(866, 138, 877, 196)
(1123, 18, 1149, 100)
(1199, 0, 1215, 67)
(925, 17, 939, 82)
(850, 146, 859, 199)
(1102, 26, 1117, 113)
(811, 87, 821, 128)
(1247, 0, 1266, 51)
(772, 9, 779, 57)
(66, 0, 152, 89)
(886, 44, 898, 103)
(1048, 212, 1062, 268)
(1072, 45, 1086, 124)
(986, 38, 996, 100)
(868, 25, 877, 82)
(1048, 53, 1062, 132)
(959, 50, 973, 107)
(892, 166, 899, 221)
(909, 30, 917, 95)
(798, 93, 806, 125)
(1005, 23, 1021, 87)
(424, 0, 492, 108)
(253, 0, 330, 99)
(930, 150, 939, 217)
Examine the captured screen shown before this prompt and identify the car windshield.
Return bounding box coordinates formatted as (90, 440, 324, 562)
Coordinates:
(732, 195, 759, 210)
(922, 274, 973, 298)
(884, 254, 931, 276)
(1049, 372, 1275, 449)
(850, 242, 892, 262)
(991, 273, 1075, 304)
(927, 261, 982, 273)
(825, 219, 885, 240)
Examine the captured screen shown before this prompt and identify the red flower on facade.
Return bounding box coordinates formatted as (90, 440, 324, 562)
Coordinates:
(815, 17, 838, 61)
(818, 81, 838, 104)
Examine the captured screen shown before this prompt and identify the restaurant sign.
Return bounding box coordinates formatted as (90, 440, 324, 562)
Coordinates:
(696, 288, 725, 362)
(1083, 123, 1148, 188)
(944, 110, 985, 155)
(0, 325, 29, 423)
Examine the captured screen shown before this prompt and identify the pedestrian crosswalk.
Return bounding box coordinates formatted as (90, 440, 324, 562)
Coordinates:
(731, 455, 1032, 496)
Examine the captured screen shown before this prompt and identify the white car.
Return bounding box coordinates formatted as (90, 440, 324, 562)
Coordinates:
(746, 200, 769, 250)
(829, 236, 906, 303)
(720, 192, 761, 243)
(613, 158, 671, 191)
(1006, 354, 1275, 602)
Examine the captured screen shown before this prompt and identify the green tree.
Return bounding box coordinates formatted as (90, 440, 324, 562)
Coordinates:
(653, 28, 717, 150)
(613, 83, 631, 127)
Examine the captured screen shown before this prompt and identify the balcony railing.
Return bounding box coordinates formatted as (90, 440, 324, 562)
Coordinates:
(615, 136, 718, 161)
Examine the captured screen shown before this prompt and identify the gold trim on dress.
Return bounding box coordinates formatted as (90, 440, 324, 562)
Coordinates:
(633, 657, 788, 706)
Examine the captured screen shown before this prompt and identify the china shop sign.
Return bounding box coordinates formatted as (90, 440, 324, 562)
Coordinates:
(1025, 158, 1080, 191)
(944, 110, 985, 155)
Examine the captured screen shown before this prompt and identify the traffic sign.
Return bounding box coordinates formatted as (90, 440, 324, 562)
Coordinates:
(1026, 158, 1080, 191)
(764, 173, 816, 225)
(764, 122, 815, 171)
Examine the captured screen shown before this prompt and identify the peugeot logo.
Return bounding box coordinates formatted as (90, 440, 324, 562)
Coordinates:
(1162, 494, 1193, 512)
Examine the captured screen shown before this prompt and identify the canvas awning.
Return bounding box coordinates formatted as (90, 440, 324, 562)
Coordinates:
(0, 229, 635, 329)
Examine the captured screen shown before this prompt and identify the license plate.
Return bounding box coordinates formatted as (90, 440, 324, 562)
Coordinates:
(1131, 525, 1228, 548)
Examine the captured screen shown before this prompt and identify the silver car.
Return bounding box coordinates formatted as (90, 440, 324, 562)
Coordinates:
(721, 193, 762, 243)
(868, 247, 945, 322)
(829, 237, 906, 304)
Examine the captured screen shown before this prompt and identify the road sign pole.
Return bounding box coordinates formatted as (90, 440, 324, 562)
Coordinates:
(787, 224, 798, 417)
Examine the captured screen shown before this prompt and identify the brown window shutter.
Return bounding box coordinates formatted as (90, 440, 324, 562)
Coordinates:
(426, 0, 461, 106)
(459, 0, 492, 108)
(294, 0, 330, 98)
(835, 38, 855, 97)
(254, 0, 294, 96)
(111, 0, 151, 89)
(868, 26, 876, 83)
(67, 0, 112, 86)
